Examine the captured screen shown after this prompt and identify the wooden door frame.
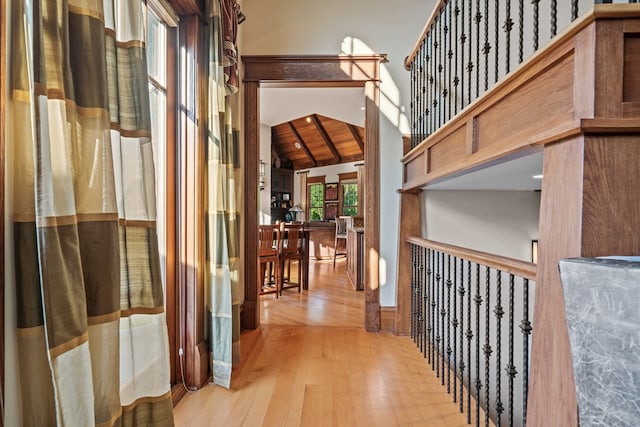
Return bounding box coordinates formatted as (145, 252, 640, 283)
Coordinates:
(241, 55, 386, 332)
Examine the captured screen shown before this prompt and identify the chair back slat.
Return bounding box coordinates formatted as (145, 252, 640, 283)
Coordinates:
(259, 224, 280, 257)
(282, 223, 304, 256)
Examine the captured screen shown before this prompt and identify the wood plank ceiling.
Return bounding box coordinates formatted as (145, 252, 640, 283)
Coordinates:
(271, 114, 365, 170)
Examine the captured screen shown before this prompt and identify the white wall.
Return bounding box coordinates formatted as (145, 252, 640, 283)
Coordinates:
(240, 0, 434, 306)
(423, 190, 541, 262)
(259, 124, 272, 224)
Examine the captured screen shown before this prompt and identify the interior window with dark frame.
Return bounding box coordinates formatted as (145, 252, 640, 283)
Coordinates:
(307, 176, 325, 221)
(341, 181, 358, 216)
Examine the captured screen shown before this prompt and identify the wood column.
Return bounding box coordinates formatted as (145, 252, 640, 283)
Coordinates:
(364, 80, 380, 332)
(528, 134, 640, 427)
(177, 15, 208, 389)
(394, 189, 422, 335)
(1, 0, 6, 416)
(242, 81, 260, 330)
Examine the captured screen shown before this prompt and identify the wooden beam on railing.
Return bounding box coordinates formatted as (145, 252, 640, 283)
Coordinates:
(406, 236, 537, 281)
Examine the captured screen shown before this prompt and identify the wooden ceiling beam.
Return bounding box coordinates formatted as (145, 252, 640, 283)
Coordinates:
(347, 124, 365, 153)
(311, 114, 342, 163)
(270, 127, 287, 163)
(288, 122, 317, 166)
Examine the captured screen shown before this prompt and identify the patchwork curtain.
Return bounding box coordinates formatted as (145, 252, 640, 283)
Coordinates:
(205, 0, 242, 388)
(8, 0, 173, 425)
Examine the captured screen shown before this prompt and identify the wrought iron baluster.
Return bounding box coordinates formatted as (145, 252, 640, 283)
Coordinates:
(483, 0, 490, 91)
(571, 0, 578, 21)
(518, 0, 524, 63)
(495, 270, 505, 426)
(475, 0, 482, 97)
(435, 251, 441, 374)
(504, 0, 513, 74)
(521, 278, 532, 426)
(494, 0, 499, 83)
(551, 0, 557, 37)
(438, 12, 444, 130)
(507, 274, 517, 427)
(458, 258, 466, 414)
(441, 251, 447, 384)
(454, 1, 460, 115)
(447, 1, 453, 122)
(452, 256, 459, 403)
(410, 62, 414, 148)
(484, 266, 492, 427)
(532, 0, 540, 52)
(411, 244, 416, 342)
(474, 263, 482, 427)
(431, 249, 437, 367)
(425, 36, 431, 139)
(432, 26, 438, 135)
(419, 247, 425, 354)
(467, 0, 474, 105)
(424, 248, 432, 360)
(466, 260, 473, 424)
(446, 254, 453, 393)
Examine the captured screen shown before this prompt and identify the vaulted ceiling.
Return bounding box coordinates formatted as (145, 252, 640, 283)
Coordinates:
(271, 114, 365, 170)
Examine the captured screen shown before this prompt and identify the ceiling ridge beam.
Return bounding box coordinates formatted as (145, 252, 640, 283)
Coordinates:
(288, 122, 317, 166)
(347, 124, 365, 153)
(311, 114, 342, 163)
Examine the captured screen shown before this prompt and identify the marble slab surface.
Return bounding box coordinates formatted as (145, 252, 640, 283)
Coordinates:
(559, 258, 640, 427)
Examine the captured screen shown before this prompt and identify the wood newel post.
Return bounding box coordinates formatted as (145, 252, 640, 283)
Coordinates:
(394, 189, 423, 335)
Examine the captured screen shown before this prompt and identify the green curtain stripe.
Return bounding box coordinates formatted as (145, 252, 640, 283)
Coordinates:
(68, 12, 109, 110)
(14, 223, 44, 329)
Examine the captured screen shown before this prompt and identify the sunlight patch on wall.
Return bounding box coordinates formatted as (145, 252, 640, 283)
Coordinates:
(341, 36, 410, 134)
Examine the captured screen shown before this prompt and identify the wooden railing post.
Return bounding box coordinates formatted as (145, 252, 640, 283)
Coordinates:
(394, 189, 423, 335)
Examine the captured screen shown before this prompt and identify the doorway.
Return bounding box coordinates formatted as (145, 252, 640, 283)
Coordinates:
(241, 55, 386, 332)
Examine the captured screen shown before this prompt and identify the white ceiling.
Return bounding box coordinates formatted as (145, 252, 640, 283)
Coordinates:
(259, 86, 365, 127)
(424, 151, 544, 191)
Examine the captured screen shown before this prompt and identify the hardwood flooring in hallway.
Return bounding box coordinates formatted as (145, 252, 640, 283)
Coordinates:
(173, 258, 471, 426)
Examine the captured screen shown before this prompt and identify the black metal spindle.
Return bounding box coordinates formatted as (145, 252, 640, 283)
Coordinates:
(432, 28, 438, 135)
(504, 0, 513, 74)
(424, 248, 432, 360)
(571, 0, 578, 21)
(507, 274, 517, 427)
(452, 256, 459, 403)
(484, 267, 492, 427)
(458, 258, 465, 413)
(518, 0, 524, 63)
(431, 249, 437, 366)
(454, 1, 460, 115)
(532, 0, 540, 52)
(495, 271, 505, 426)
(441, 252, 447, 385)
(475, 0, 482, 97)
(446, 255, 453, 393)
(475, 263, 482, 427)
(438, 12, 444, 130)
(420, 247, 425, 354)
(521, 278, 532, 426)
(411, 245, 416, 341)
(494, 0, 499, 84)
(551, 0, 558, 37)
(425, 36, 431, 139)
(435, 251, 441, 374)
(447, 2, 453, 122)
(483, 0, 490, 91)
(467, 0, 473, 105)
(466, 260, 473, 423)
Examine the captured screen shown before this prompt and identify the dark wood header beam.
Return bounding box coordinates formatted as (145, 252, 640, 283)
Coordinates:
(243, 55, 387, 83)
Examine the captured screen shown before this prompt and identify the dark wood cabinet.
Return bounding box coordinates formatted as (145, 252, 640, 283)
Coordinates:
(270, 168, 294, 222)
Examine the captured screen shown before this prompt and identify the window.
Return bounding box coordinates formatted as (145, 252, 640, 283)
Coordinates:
(306, 175, 325, 221)
(147, 9, 168, 288)
(341, 182, 358, 216)
(308, 183, 324, 220)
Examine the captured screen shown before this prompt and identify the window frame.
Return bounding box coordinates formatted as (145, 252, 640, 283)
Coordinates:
(306, 175, 325, 221)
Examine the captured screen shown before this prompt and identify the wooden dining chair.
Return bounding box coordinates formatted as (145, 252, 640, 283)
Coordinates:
(279, 223, 304, 295)
(259, 224, 281, 297)
(333, 216, 353, 268)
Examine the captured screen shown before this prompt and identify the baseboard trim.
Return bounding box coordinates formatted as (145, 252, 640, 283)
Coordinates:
(380, 306, 396, 333)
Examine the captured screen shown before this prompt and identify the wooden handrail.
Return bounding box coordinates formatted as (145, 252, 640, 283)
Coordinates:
(407, 236, 537, 281)
(404, 0, 446, 70)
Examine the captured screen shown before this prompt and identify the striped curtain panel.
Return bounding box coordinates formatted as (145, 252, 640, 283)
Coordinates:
(205, 0, 242, 388)
(8, 1, 173, 425)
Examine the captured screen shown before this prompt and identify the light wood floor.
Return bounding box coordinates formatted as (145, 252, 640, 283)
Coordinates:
(173, 258, 471, 426)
